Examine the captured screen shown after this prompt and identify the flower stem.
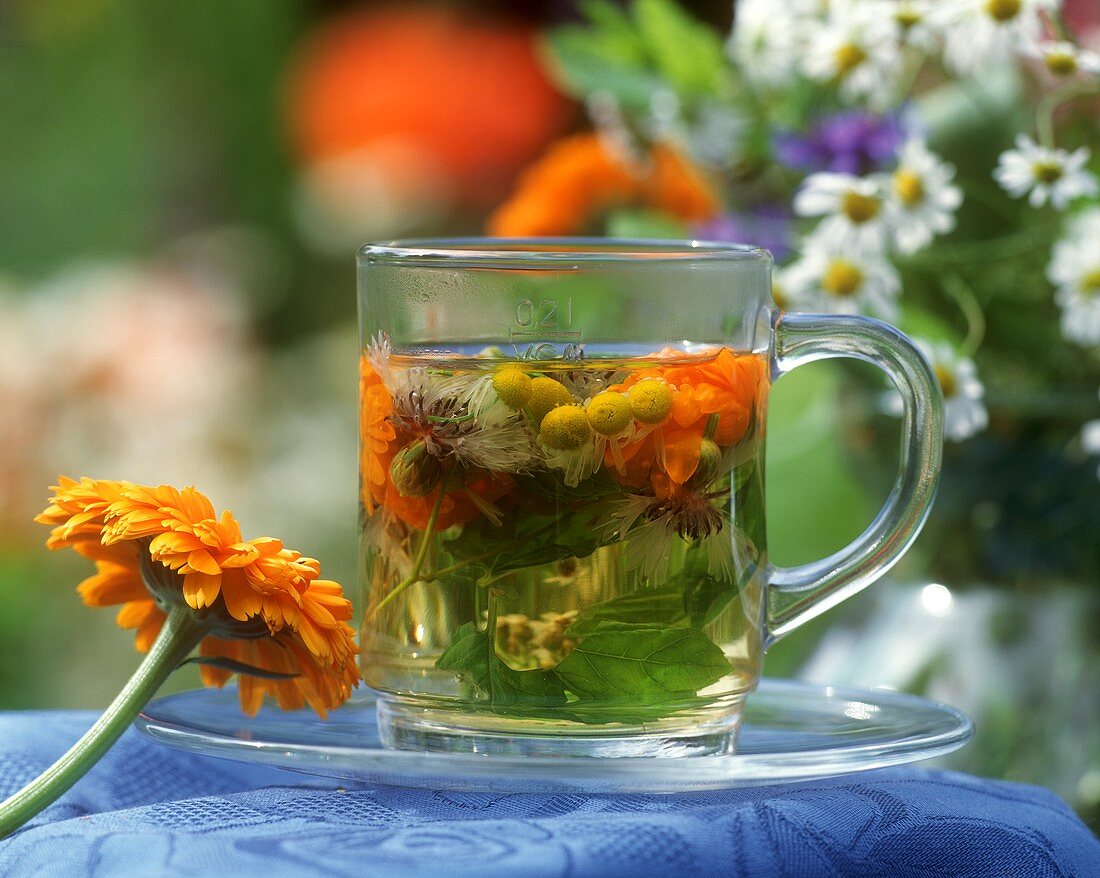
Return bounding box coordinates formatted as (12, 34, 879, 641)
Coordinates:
(0, 605, 207, 839)
(369, 484, 447, 618)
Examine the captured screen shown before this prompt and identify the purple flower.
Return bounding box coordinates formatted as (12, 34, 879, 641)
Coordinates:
(694, 205, 793, 261)
(774, 111, 909, 175)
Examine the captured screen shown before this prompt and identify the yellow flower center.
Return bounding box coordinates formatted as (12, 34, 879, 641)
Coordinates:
(1045, 51, 1078, 76)
(834, 43, 867, 76)
(893, 169, 925, 206)
(1082, 269, 1100, 295)
(1032, 160, 1064, 184)
(627, 379, 673, 424)
(772, 281, 789, 311)
(586, 391, 633, 436)
(934, 365, 958, 399)
(984, 0, 1021, 22)
(895, 8, 922, 28)
(492, 367, 533, 409)
(822, 259, 864, 297)
(527, 376, 572, 425)
(540, 405, 593, 450)
(842, 190, 881, 224)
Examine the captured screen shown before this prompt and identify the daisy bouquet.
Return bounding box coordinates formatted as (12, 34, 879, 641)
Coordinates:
(490, 0, 1100, 585)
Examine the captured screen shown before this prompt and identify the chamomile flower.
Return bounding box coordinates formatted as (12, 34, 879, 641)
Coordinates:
(728, 0, 805, 88)
(994, 135, 1099, 209)
(935, 0, 1059, 76)
(783, 239, 902, 320)
(1023, 40, 1100, 78)
(801, 0, 903, 108)
(1082, 390, 1100, 481)
(1047, 208, 1100, 346)
(885, 138, 964, 253)
(891, 0, 939, 51)
(882, 339, 987, 440)
(603, 489, 752, 583)
(794, 172, 893, 254)
(539, 404, 602, 487)
(921, 341, 988, 441)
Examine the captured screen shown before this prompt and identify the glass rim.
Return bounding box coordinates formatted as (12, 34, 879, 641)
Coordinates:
(358, 237, 772, 267)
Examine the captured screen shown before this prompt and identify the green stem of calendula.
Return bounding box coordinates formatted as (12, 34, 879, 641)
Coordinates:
(0, 605, 208, 839)
(369, 484, 447, 619)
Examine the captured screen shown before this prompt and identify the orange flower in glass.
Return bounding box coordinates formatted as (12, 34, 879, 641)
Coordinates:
(487, 133, 720, 236)
(608, 350, 768, 489)
(0, 477, 360, 838)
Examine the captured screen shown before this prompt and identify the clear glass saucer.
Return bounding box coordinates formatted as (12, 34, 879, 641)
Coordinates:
(135, 680, 972, 794)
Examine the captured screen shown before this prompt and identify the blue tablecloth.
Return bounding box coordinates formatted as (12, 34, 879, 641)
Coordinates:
(0, 711, 1096, 877)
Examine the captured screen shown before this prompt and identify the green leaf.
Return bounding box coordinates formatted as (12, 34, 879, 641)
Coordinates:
(436, 622, 566, 707)
(543, 28, 664, 108)
(554, 621, 730, 703)
(489, 661, 567, 707)
(180, 657, 299, 680)
(631, 0, 727, 98)
(435, 622, 490, 693)
(566, 586, 688, 638)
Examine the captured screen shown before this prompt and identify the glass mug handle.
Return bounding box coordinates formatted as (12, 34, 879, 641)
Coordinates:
(765, 313, 944, 647)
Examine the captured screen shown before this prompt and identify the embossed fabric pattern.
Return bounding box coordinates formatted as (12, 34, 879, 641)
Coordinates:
(0, 711, 1097, 877)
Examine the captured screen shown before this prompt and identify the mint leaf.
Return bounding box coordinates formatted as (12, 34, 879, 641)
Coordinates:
(544, 21, 663, 108)
(436, 622, 566, 707)
(632, 0, 727, 98)
(566, 585, 687, 638)
(436, 622, 490, 694)
(554, 621, 729, 703)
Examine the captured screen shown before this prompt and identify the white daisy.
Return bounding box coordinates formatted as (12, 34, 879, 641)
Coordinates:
(1047, 208, 1100, 346)
(728, 0, 805, 88)
(920, 340, 988, 442)
(801, 0, 904, 108)
(783, 238, 902, 320)
(993, 135, 1098, 210)
(885, 138, 964, 253)
(1023, 39, 1100, 78)
(882, 339, 988, 440)
(793, 172, 893, 254)
(891, 0, 940, 51)
(934, 0, 1059, 76)
(1082, 390, 1100, 481)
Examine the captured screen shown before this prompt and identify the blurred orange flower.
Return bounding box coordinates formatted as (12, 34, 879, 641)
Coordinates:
(488, 133, 721, 236)
(287, 6, 571, 208)
(37, 477, 359, 718)
(608, 350, 768, 490)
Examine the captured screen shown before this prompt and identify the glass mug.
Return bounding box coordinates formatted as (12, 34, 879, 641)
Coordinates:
(358, 239, 942, 757)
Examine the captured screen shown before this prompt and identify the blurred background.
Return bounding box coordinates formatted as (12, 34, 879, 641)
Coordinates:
(0, 0, 1096, 828)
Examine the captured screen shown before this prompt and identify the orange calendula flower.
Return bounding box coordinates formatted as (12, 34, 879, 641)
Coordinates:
(608, 350, 768, 489)
(487, 133, 721, 236)
(36, 476, 360, 718)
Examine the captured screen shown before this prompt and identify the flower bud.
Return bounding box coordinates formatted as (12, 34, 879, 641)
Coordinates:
(389, 440, 442, 497)
(690, 437, 724, 487)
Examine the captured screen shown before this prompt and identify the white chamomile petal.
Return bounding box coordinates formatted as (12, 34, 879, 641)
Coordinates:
(885, 138, 964, 254)
(794, 172, 893, 255)
(783, 235, 901, 321)
(994, 135, 1099, 211)
(1047, 208, 1100, 347)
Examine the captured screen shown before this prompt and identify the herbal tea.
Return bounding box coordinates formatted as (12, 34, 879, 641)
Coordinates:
(359, 337, 770, 729)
